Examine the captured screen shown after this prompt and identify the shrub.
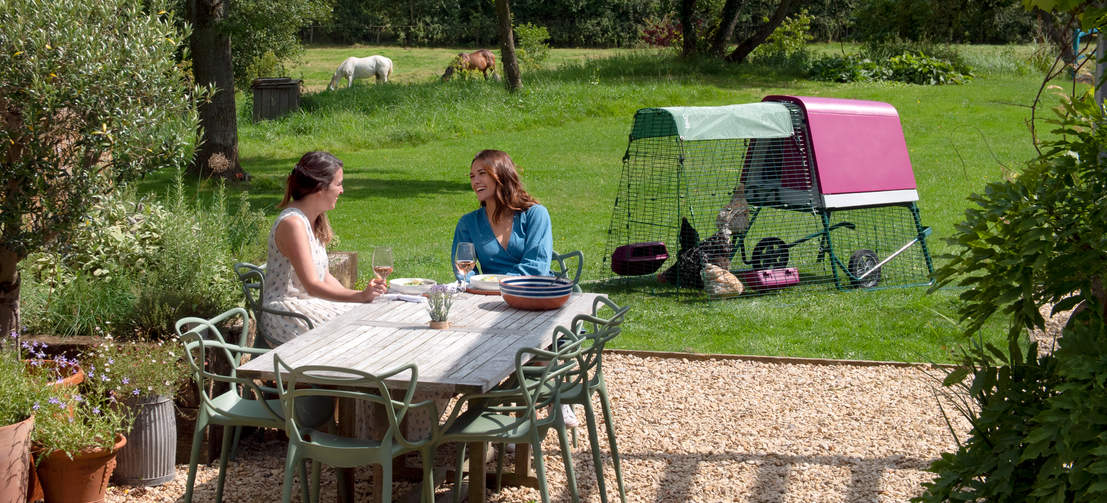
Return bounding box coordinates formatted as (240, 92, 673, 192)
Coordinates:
(750, 10, 815, 67)
(918, 90, 1107, 501)
(22, 175, 268, 339)
(808, 41, 972, 85)
(515, 23, 552, 71)
(638, 14, 682, 48)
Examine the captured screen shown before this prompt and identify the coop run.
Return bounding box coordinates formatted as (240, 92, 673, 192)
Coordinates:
(603, 95, 934, 299)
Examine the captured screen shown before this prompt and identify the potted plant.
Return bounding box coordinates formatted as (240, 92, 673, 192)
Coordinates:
(0, 336, 54, 503)
(426, 284, 455, 329)
(82, 335, 185, 486)
(31, 354, 133, 503)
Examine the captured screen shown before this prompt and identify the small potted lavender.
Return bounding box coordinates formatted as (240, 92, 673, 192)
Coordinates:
(426, 284, 455, 329)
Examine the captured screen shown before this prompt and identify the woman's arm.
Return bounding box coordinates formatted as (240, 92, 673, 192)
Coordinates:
(513, 205, 553, 276)
(274, 216, 385, 302)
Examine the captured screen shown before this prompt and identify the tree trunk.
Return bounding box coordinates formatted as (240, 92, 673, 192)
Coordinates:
(495, 0, 522, 92)
(726, 0, 800, 63)
(188, 0, 247, 180)
(0, 246, 21, 338)
(680, 0, 699, 57)
(708, 0, 742, 57)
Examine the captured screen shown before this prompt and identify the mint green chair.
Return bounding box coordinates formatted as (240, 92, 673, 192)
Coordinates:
(234, 262, 315, 349)
(272, 354, 440, 503)
(441, 330, 587, 503)
(178, 308, 299, 503)
(552, 297, 631, 503)
(551, 250, 584, 292)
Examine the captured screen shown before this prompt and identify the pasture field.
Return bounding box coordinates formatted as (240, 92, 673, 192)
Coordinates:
(147, 44, 1079, 363)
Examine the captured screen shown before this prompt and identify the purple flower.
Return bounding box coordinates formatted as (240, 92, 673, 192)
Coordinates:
(92, 407, 101, 415)
(121, 377, 130, 385)
(73, 394, 84, 403)
(47, 397, 62, 406)
(31, 403, 40, 411)
(132, 389, 140, 396)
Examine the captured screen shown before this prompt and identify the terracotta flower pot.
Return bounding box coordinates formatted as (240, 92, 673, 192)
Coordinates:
(23, 360, 85, 388)
(0, 415, 34, 503)
(428, 320, 450, 329)
(35, 434, 126, 503)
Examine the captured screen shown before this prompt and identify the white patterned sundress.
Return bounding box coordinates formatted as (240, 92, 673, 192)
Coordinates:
(260, 208, 355, 345)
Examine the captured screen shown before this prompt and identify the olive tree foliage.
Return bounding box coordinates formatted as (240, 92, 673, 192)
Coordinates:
(0, 0, 201, 336)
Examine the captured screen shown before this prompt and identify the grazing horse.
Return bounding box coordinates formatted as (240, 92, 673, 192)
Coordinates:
(327, 55, 393, 90)
(441, 49, 497, 81)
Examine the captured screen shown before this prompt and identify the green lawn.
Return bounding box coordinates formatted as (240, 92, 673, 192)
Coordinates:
(144, 44, 1079, 363)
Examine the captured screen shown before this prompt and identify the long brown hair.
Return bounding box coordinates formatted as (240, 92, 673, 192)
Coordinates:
(278, 151, 340, 244)
(472, 149, 538, 223)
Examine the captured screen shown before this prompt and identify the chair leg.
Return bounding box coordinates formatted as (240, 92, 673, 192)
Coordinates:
(281, 445, 299, 503)
(229, 425, 242, 460)
(598, 387, 627, 503)
(555, 422, 580, 503)
(494, 443, 505, 490)
(308, 459, 321, 503)
(184, 412, 209, 503)
(452, 442, 467, 503)
(215, 424, 235, 503)
(381, 460, 393, 503)
(531, 433, 551, 503)
(420, 451, 436, 503)
(581, 398, 609, 503)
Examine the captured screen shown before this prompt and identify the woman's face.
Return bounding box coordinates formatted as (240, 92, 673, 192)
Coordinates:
(320, 167, 344, 210)
(469, 162, 497, 204)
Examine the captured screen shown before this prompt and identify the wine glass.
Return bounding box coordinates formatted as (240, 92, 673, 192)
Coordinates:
(373, 247, 394, 285)
(454, 242, 475, 291)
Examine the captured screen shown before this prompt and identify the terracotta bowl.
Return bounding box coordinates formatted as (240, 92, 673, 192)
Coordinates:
(501, 292, 571, 310)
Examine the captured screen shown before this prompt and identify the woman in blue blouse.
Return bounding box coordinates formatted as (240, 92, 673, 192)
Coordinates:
(451, 149, 552, 282)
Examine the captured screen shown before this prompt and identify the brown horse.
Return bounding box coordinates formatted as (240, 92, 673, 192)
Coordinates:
(441, 49, 497, 81)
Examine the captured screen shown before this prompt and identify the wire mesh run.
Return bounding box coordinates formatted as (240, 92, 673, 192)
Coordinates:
(602, 106, 934, 299)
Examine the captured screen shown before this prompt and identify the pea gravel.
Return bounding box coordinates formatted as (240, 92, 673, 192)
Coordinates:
(102, 350, 982, 503)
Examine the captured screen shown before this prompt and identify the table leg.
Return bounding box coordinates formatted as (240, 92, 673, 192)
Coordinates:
(514, 442, 532, 478)
(468, 441, 487, 503)
(337, 396, 357, 503)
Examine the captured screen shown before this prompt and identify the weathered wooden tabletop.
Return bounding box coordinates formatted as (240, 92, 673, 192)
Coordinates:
(238, 292, 602, 393)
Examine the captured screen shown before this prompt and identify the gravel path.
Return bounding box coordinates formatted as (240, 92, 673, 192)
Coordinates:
(104, 352, 970, 503)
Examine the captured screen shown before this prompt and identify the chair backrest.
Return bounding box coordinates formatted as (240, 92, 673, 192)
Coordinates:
(551, 250, 584, 290)
(272, 354, 436, 455)
(515, 330, 587, 425)
(561, 296, 630, 391)
(233, 262, 314, 348)
(177, 308, 284, 423)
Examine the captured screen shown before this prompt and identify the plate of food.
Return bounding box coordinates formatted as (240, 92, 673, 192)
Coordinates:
(388, 278, 437, 295)
(469, 274, 507, 292)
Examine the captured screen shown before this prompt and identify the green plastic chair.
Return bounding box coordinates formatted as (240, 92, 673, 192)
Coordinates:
(272, 354, 441, 503)
(550, 297, 631, 503)
(551, 250, 584, 292)
(233, 262, 315, 349)
(440, 329, 587, 503)
(178, 308, 304, 503)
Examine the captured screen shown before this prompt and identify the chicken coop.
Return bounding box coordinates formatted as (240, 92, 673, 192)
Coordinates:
(602, 95, 934, 298)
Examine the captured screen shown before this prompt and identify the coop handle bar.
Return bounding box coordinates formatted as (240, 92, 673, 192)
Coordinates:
(855, 226, 932, 281)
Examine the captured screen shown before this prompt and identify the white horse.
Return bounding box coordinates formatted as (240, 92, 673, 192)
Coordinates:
(327, 55, 393, 90)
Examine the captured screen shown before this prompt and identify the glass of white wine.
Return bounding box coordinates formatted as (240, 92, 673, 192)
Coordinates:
(373, 246, 394, 285)
(454, 242, 475, 292)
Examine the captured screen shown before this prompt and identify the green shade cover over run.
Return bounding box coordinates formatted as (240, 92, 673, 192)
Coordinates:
(629, 102, 794, 141)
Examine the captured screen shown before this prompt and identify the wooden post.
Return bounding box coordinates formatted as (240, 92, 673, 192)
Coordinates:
(329, 251, 359, 289)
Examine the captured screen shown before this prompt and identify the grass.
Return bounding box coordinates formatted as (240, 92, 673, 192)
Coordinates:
(138, 43, 1084, 363)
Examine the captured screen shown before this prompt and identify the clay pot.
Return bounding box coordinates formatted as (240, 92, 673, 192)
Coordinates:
(428, 320, 450, 329)
(0, 415, 34, 503)
(35, 434, 126, 503)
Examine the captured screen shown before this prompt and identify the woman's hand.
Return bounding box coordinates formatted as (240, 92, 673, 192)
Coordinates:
(361, 276, 388, 302)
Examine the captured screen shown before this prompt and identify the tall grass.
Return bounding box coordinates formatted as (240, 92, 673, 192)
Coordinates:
(134, 45, 1069, 362)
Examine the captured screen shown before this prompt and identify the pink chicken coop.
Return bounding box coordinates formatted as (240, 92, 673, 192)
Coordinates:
(603, 95, 934, 298)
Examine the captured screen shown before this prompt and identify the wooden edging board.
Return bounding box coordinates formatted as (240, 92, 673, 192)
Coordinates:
(604, 348, 958, 369)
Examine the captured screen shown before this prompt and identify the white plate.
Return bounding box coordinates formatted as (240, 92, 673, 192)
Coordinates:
(388, 278, 437, 295)
(469, 274, 507, 292)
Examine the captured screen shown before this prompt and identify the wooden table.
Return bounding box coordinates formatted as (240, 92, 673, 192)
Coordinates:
(238, 291, 603, 502)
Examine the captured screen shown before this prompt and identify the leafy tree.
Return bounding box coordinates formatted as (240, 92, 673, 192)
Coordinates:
(0, 0, 201, 335)
(679, 0, 807, 62)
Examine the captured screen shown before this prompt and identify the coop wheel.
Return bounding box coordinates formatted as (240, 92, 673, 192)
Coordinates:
(848, 249, 881, 288)
(751, 237, 789, 270)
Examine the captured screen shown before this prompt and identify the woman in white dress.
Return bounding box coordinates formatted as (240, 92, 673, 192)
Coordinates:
(260, 151, 387, 345)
